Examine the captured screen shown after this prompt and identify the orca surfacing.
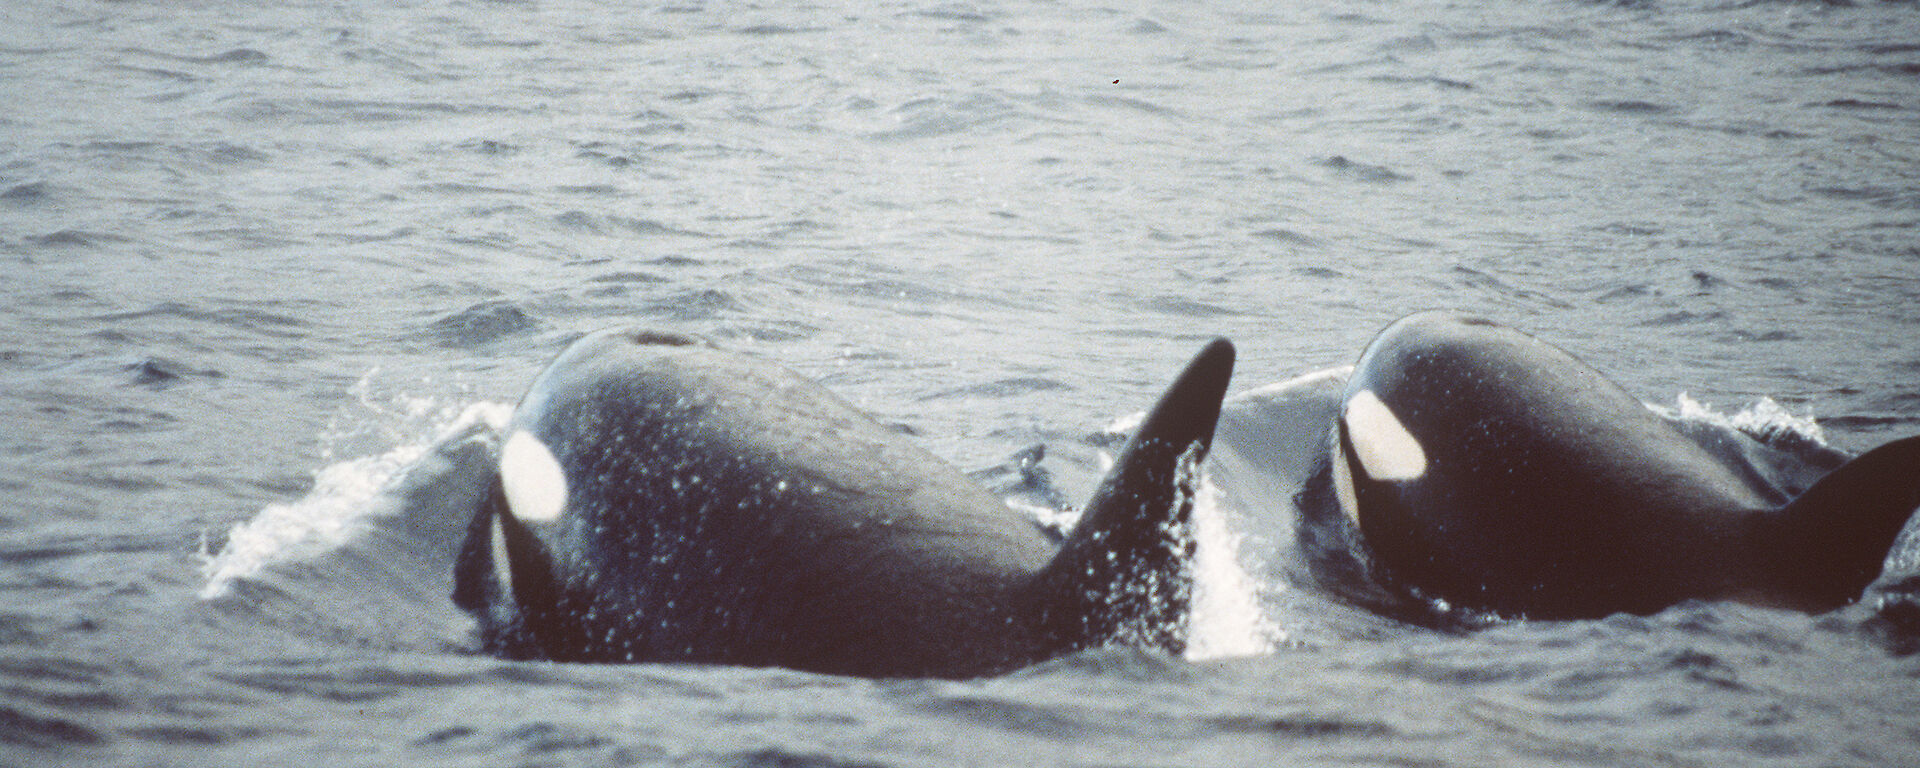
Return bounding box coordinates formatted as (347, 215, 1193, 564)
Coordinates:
(454, 329, 1235, 678)
(1321, 312, 1920, 620)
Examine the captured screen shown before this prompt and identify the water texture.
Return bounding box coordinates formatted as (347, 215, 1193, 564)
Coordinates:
(3, 0, 1918, 765)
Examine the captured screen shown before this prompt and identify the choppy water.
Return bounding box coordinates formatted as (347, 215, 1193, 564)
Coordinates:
(4, 0, 1919, 765)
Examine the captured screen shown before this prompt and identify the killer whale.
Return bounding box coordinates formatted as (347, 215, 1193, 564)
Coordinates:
(1315, 311, 1920, 620)
(453, 329, 1235, 678)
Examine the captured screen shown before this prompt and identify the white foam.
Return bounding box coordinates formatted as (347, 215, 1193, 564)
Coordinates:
(1091, 410, 1147, 475)
(199, 388, 511, 600)
(1101, 409, 1146, 437)
(1343, 389, 1427, 482)
(1008, 498, 1079, 537)
(1657, 392, 1829, 446)
(1185, 471, 1282, 660)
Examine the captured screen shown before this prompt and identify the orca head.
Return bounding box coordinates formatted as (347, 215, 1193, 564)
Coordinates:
(462, 325, 710, 629)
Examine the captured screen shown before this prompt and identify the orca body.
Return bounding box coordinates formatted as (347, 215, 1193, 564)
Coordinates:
(1324, 312, 1920, 619)
(453, 329, 1234, 678)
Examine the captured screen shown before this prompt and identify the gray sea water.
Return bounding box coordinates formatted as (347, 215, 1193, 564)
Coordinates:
(4, 0, 1920, 765)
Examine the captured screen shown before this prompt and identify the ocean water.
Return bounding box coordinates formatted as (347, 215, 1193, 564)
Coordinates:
(4, 0, 1919, 765)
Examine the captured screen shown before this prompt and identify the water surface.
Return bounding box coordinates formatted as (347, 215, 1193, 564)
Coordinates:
(3, 0, 1918, 765)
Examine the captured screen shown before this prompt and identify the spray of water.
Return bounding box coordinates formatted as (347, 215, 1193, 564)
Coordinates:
(199, 371, 510, 599)
(1657, 393, 1828, 445)
(1184, 471, 1282, 660)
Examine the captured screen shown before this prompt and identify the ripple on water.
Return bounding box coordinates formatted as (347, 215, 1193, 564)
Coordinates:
(1, 181, 50, 201)
(122, 356, 224, 389)
(920, 376, 1073, 401)
(0, 705, 104, 748)
(428, 300, 539, 347)
(1317, 155, 1410, 184)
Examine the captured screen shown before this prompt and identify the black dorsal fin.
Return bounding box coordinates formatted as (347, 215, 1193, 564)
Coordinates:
(1030, 338, 1235, 654)
(1755, 434, 1920, 610)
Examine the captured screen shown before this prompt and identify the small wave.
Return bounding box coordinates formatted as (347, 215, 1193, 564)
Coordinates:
(868, 91, 1038, 141)
(1252, 228, 1323, 247)
(1129, 17, 1171, 35)
(1639, 309, 1727, 326)
(1081, 93, 1187, 119)
(587, 271, 668, 285)
(1816, 99, 1902, 111)
(91, 301, 308, 334)
(123, 356, 223, 389)
(1595, 284, 1652, 304)
(1452, 266, 1574, 309)
(909, 6, 1000, 23)
(1208, 713, 1396, 738)
(24, 230, 129, 248)
(1367, 74, 1475, 91)
(0, 704, 103, 748)
(1722, 328, 1799, 343)
(456, 138, 520, 156)
(921, 376, 1073, 401)
(734, 24, 822, 36)
(905, 692, 1111, 738)
(1, 181, 49, 201)
(553, 211, 714, 238)
(1585, 99, 1674, 116)
(122, 46, 271, 66)
(1146, 296, 1244, 318)
(428, 300, 539, 347)
(1317, 155, 1410, 184)
(1807, 184, 1920, 210)
(643, 288, 745, 322)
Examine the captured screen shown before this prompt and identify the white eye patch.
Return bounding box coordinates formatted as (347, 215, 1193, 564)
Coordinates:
(500, 429, 568, 523)
(1331, 424, 1362, 525)
(1342, 390, 1427, 482)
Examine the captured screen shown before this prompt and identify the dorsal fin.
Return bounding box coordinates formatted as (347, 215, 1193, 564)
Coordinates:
(1753, 434, 1920, 610)
(1030, 338, 1235, 654)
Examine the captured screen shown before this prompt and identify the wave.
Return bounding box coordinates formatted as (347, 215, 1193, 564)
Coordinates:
(199, 374, 510, 652)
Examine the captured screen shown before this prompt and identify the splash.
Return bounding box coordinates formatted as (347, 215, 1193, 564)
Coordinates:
(199, 372, 510, 599)
(1184, 471, 1282, 660)
(1087, 416, 1281, 659)
(1656, 393, 1828, 446)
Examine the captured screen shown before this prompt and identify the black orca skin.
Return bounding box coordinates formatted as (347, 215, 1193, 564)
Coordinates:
(1327, 311, 1920, 620)
(454, 329, 1235, 678)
